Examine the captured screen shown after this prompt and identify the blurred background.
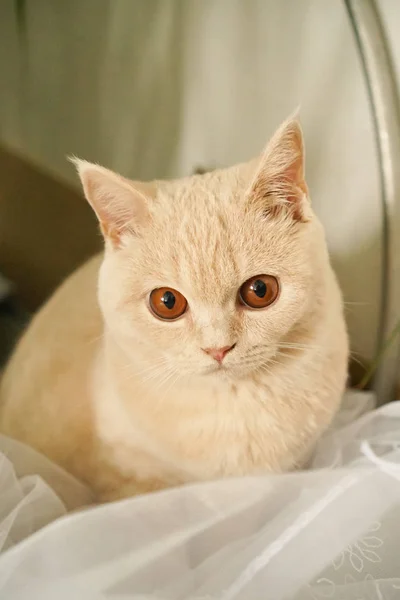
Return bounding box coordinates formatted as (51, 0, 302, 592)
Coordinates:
(0, 0, 399, 379)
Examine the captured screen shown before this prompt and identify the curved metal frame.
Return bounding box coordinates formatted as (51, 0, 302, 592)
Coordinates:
(345, 0, 400, 405)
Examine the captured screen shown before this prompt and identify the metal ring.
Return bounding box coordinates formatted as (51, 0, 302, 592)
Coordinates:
(344, 0, 400, 404)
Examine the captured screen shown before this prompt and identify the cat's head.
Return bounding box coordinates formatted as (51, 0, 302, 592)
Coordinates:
(74, 118, 330, 381)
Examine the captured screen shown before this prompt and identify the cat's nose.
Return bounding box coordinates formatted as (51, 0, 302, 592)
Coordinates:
(202, 344, 235, 364)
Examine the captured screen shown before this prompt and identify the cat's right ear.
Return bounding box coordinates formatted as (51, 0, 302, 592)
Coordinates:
(70, 159, 154, 248)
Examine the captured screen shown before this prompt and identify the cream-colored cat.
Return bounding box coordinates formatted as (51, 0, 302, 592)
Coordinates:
(0, 118, 348, 501)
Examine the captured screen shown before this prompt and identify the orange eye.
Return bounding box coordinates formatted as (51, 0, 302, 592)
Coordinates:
(239, 275, 279, 309)
(149, 288, 188, 320)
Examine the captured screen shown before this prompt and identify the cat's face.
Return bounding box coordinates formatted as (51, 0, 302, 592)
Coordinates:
(76, 118, 328, 381)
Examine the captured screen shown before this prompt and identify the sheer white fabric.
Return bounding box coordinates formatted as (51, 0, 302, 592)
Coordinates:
(1, 390, 400, 599)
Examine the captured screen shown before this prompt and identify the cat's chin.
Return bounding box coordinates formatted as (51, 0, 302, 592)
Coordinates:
(199, 364, 232, 379)
(200, 363, 250, 381)
(203, 364, 228, 375)
(199, 356, 279, 381)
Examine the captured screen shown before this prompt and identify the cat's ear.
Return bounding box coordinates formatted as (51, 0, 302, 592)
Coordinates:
(247, 117, 310, 222)
(71, 159, 154, 248)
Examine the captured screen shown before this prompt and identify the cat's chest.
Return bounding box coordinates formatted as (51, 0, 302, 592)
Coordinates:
(96, 374, 299, 481)
(170, 380, 291, 474)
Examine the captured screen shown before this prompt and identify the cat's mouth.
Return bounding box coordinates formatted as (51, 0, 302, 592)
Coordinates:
(200, 352, 279, 379)
(202, 363, 229, 376)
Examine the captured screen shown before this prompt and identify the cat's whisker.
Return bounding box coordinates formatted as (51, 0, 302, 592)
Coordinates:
(139, 369, 167, 385)
(249, 341, 325, 355)
(86, 333, 105, 346)
(245, 347, 268, 358)
(256, 363, 275, 379)
(128, 357, 168, 378)
(349, 352, 367, 368)
(268, 356, 283, 365)
(138, 361, 173, 385)
(157, 369, 182, 407)
(151, 367, 180, 400)
(120, 354, 168, 377)
(120, 352, 166, 370)
(121, 360, 169, 386)
(276, 347, 311, 364)
(277, 349, 303, 357)
(279, 342, 323, 351)
(349, 349, 364, 358)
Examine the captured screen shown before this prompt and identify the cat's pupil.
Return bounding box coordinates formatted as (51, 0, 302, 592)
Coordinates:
(252, 279, 267, 298)
(162, 291, 176, 310)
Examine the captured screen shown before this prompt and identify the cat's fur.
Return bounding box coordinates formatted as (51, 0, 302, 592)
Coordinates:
(0, 119, 348, 501)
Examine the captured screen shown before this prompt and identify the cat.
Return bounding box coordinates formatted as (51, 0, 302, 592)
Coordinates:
(0, 118, 348, 501)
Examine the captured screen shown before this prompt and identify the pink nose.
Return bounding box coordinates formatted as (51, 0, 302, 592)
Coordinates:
(202, 344, 235, 364)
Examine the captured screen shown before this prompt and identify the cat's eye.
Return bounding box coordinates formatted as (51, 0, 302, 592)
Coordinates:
(239, 275, 279, 309)
(149, 287, 188, 320)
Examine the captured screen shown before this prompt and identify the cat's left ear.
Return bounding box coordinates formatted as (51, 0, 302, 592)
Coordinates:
(247, 117, 311, 222)
(71, 159, 155, 248)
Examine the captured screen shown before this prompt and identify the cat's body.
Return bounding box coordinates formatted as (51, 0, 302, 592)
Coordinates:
(0, 119, 348, 500)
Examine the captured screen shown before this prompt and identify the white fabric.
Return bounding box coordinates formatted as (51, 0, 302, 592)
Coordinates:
(2, 390, 400, 599)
